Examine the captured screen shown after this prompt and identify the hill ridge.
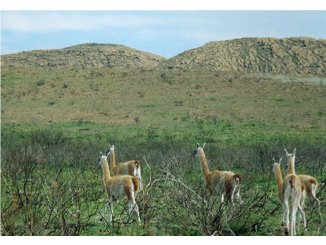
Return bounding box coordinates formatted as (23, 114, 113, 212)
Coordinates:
(2, 37, 326, 76)
(164, 37, 326, 76)
(2, 43, 166, 69)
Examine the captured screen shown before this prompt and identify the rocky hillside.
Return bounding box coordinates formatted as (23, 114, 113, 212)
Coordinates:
(1, 43, 165, 69)
(2, 38, 326, 75)
(164, 37, 326, 76)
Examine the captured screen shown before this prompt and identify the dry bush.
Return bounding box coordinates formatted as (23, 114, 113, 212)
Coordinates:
(1, 130, 325, 235)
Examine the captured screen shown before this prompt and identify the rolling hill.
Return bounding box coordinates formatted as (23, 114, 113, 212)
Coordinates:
(1, 43, 166, 69)
(164, 37, 326, 76)
(2, 37, 326, 76)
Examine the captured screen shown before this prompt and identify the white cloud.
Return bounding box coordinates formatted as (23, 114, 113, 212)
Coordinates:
(1, 11, 225, 34)
(2, 12, 110, 32)
(1, 12, 181, 33)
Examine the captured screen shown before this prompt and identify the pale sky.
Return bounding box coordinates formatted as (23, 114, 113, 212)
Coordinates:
(1, 11, 326, 58)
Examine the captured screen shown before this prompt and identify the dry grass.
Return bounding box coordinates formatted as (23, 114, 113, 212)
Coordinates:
(2, 67, 326, 131)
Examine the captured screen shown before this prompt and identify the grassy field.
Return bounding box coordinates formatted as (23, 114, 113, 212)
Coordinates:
(1, 66, 326, 235)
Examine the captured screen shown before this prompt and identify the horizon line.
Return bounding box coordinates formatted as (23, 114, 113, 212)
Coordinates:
(2, 35, 323, 58)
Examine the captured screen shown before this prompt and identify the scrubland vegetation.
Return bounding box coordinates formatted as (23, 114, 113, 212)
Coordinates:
(1, 129, 325, 235)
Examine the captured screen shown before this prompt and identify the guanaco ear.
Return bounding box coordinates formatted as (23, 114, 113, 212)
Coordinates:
(279, 157, 283, 164)
(203, 143, 206, 149)
(196, 143, 200, 148)
(293, 148, 296, 155)
(284, 148, 289, 155)
(100, 151, 103, 156)
(272, 157, 276, 163)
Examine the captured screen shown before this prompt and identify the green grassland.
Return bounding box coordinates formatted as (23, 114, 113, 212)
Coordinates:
(1, 66, 326, 235)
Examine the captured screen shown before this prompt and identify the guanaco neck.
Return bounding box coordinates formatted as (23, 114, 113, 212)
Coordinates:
(110, 148, 116, 170)
(102, 158, 111, 181)
(198, 148, 211, 177)
(274, 164, 283, 200)
(288, 156, 296, 175)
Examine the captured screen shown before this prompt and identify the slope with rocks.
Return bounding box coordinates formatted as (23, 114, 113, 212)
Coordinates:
(164, 37, 326, 76)
(2, 43, 166, 69)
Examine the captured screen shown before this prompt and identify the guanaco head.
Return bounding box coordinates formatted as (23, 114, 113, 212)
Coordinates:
(284, 148, 296, 158)
(284, 148, 296, 168)
(105, 144, 115, 155)
(98, 151, 109, 166)
(272, 157, 282, 170)
(192, 143, 206, 156)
